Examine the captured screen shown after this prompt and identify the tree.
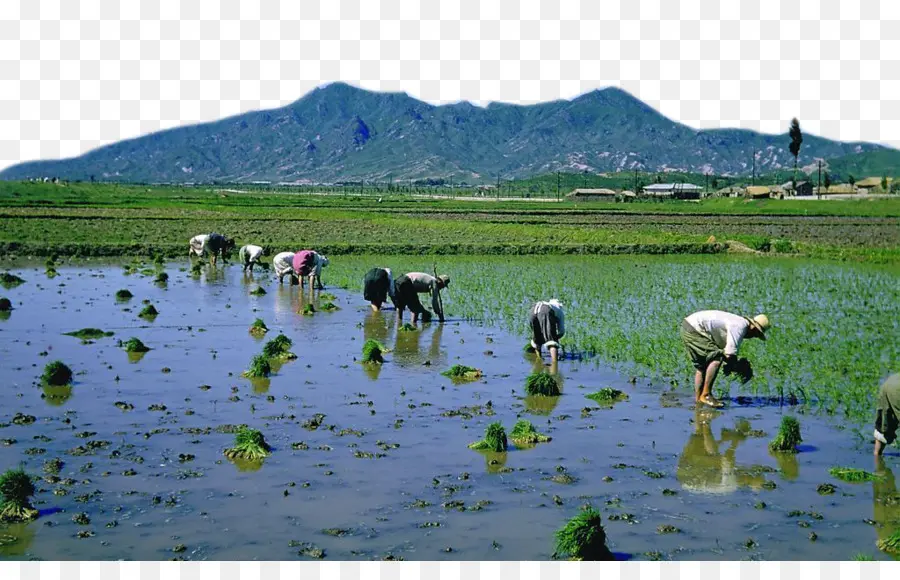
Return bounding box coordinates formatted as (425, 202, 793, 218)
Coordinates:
(881, 175, 889, 192)
(848, 174, 856, 189)
(823, 172, 832, 193)
(789, 118, 803, 184)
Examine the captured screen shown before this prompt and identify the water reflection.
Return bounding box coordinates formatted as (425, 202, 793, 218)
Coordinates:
(524, 356, 563, 416)
(127, 351, 147, 364)
(472, 450, 509, 474)
(248, 377, 271, 395)
(677, 409, 770, 495)
(0, 521, 36, 557)
(393, 323, 445, 368)
(228, 457, 265, 473)
(41, 384, 73, 407)
(873, 459, 900, 556)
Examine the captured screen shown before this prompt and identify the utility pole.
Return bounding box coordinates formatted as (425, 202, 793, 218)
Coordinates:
(705, 173, 709, 196)
(497, 173, 501, 200)
(752, 150, 756, 186)
(817, 160, 822, 199)
(556, 171, 560, 202)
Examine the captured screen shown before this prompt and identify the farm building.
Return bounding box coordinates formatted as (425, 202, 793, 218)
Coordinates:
(642, 183, 703, 199)
(855, 177, 893, 193)
(744, 186, 774, 199)
(715, 186, 744, 198)
(816, 184, 858, 195)
(566, 188, 618, 201)
(780, 181, 814, 196)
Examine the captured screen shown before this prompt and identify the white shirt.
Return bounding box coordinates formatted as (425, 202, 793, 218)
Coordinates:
(685, 310, 750, 356)
(384, 267, 395, 298)
(533, 299, 565, 337)
(273, 252, 295, 276)
(242, 245, 263, 262)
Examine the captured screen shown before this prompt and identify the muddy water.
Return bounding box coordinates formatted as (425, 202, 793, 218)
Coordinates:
(0, 261, 898, 561)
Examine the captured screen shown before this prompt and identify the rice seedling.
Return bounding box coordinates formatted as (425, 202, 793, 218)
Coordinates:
(115, 289, 133, 300)
(42, 458, 63, 475)
(399, 323, 417, 332)
(250, 286, 266, 296)
(320, 302, 339, 311)
(45, 266, 58, 278)
(877, 529, 900, 554)
(41, 360, 73, 386)
(362, 339, 385, 364)
(0, 468, 39, 523)
(768, 416, 802, 453)
(442, 364, 483, 381)
(468, 422, 508, 452)
(242, 354, 271, 378)
(319, 293, 337, 301)
(138, 304, 159, 319)
(553, 506, 614, 561)
(852, 553, 875, 561)
(249, 318, 269, 337)
(585, 388, 629, 405)
(190, 262, 203, 275)
(262, 334, 295, 360)
(154, 272, 169, 284)
(121, 338, 150, 353)
(0, 273, 24, 289)
(223, 426, 272, 461)
(0, 297, 11, 311)
(829, 467, 884, 483)
(301, 304, 316, 315)
(64, 328, 114, 340)
(524, 372, 561, 396)
(508, 419, 551, 446)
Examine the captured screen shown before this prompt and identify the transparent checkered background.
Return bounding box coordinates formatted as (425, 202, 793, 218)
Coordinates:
(1, 0, 900, 577)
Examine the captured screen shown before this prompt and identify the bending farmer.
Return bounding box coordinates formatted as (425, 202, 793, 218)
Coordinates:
(393, 272, 449, 324)
(273, 252, 296, 284)
(292, 250, 329, 289)
(363, 267, 395, 311)
(239, 244, 264, 273)
(529, 299, 565, 362)
(874, 372, 900, 456)
(680, 310, 770, 408)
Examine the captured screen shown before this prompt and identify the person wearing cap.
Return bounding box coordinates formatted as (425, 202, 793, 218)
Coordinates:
(393, 272, 449, 324)
(272, 251, 296, 284)
(363, 267, 395, 311)
(529, 299, 565, 362)
(680, 310, 770, 408)
(239, 244, 265, 273)
(292, 250, 330, 289)
(874, 372, 900, 456)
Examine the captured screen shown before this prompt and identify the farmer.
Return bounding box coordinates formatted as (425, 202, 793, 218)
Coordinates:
(363, 267, 394, 311)
(292, 250, 329, 289)
(529, 299, 565, 363)
(680, 310, 770, 408)
(189, 232, 234, 266)
(393, 272, 449, 324)
(272, 251, 296, 284)
(874, 372, 900, 456)
(188, 234, 209, 258)
(239, 244, 264, 273)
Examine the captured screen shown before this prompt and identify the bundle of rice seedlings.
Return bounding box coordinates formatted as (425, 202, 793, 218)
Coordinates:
(122, 338, 150, 353)
(242, 354, 271, 378)
(0, 468, 39, 523)
(319, 293, 337, 301)
(154, 272, 169, 284)
(138, 304, 159, 319)
(829, 467, 884, 483)
(0, 273, 25, 289)
(768, 416, 802, 453)
(320, 302, 339, 311)
(509, 419, 552, 446)
(301, 304, 316, 315)
(553, 506, 615, 561)
(249, 318, 269, 337)
(852, 553, 875, 561)
(362, 339, 385, 364)
(723, 357, 754, 383)
(42, 458, 63, 475)
(64, 328, 114, 340)
(262, 334, 295, 360)
(0, 297, 11, 312)
(468, 422, 508, 452)
(441, 365, 483, 381)
(585, 388, 628, 405)
(115, 289, 133, 300)
(223, 426, 271, 461)
(250, 286, 266, 296)
(190, 262, 203, 275)
(399, 323, 417, 332)
(46, 266, 58, 278)
(525, 372, 561, 396)
(877, 529, 900, 554)
(41, 361, 73, 386)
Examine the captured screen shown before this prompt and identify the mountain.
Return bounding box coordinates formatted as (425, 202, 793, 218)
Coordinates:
(1, 82, 897, 183)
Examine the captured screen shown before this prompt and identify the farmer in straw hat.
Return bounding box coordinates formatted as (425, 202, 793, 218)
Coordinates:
(393, 272, 449, 324)
(529, 299, 565, 363)
(680, 310, 770, 408)
(874, 372, 900, 456)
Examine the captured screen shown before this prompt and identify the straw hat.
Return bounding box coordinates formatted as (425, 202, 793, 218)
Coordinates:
(437, 274, 450, 287)
(748, 314, 770, 338)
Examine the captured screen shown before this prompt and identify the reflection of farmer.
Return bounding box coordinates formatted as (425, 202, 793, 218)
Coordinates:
(239, 244, 264, 273)
(189, 232, 234, 266)
(292, 250, 329, 289)
(874, 373, 900, 456)
(272, 251, 296, 284)
(680, 310, 770, 408)
(363, 267, 394, 311)
(394, 322, 445, 367)
(873, 458, 900, 548)
(363, 308, 392, 346)
(677, 410, 767, 494)
(529, 299, 565, 363)
(393, 272, 449, 324)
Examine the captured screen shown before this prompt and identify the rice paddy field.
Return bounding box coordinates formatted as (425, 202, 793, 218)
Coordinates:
(0, 253, 898, 561)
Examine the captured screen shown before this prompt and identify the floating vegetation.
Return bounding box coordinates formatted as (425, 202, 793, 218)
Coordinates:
(320, 301, 339, 312)
(301, 304, 316, 315)
(115, 289, 133, 300)
(399, 323, 418, 332)
(242, 354, 271, 378)
(249, 318, 269, 337)
(250, 286, 266, 296)
(121, 337, 150, 353)
(769, 416, 802, 453)
(553, 506, 614, 561)
(138, 304, 159, 319)
(154, 272, 169, 284)
(877, 530, 900, 554)
(362, 339, 385, 364)
(223, 426, 272, 461)
(64, 328, 114, 340)
(262, 334, 295, 360)
(442, 364, 484, 382)
(524, 372, 560, 396)
(817, 483, 837, 495)
(829, 467, 884, 483)
(468, 422, 508, 452)
(657, 525, 680, 534)
(0, 468, 39, 523)
(41, 360, 73, 386)
(72, 512, 90, 525)
(0, 273, 24, 289)
(0, 297, 11, 312)
(585, 387, 628, 405)
(508, 419, 551, 446)
(42, 458, 63, 475)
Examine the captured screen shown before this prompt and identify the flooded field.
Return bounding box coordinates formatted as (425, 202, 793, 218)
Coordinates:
(0, 259, 898, 561)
